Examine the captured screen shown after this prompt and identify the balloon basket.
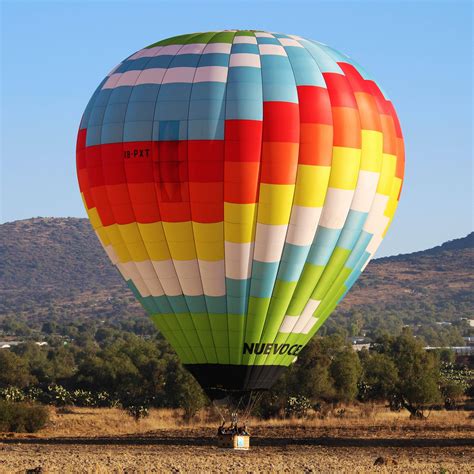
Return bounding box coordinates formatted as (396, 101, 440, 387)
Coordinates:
(217, 433, 250, 450)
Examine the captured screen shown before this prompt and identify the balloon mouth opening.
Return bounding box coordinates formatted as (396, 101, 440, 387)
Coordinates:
(184, 364, 287, 400)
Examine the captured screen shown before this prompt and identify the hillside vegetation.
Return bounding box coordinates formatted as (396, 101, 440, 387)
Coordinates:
(0, 218, 472, 341)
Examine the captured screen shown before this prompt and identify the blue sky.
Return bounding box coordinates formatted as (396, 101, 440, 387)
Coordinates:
(1, 1, 472, 257)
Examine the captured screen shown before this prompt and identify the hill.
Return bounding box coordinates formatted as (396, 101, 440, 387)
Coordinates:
(0, 218, 472, 341)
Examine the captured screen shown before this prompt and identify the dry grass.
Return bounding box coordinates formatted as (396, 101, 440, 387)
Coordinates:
(0, 405, 462, 438)
(2, 405, 469, 439)
(0, 407, 473, 473)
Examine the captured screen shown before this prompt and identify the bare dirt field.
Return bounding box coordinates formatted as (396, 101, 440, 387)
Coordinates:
(0, 407, 473, 473)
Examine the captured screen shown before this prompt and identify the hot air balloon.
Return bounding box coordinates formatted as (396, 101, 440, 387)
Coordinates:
(76, 30, 404, 400)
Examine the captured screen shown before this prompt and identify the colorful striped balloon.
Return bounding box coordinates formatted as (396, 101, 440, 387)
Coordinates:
(76, 30, 405, 397)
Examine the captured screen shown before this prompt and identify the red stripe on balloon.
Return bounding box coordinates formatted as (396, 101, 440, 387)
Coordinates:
(297, 86, 332, 125)
(262, 102, 300, 143)
(323, 72, 359, 109)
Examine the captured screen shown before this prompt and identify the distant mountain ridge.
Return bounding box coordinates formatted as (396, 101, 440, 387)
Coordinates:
(377, 232, 474, 261)
(0, 218, 472, 334)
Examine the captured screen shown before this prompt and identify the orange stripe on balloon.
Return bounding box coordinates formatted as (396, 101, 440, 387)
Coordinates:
(354, 92, 382, 132)
(260, 142, 299, 184)
(331, 107, 361, 148)
(380, 114, 397, 155)
(224, 161, 260, 204)
(299, 123, 333, 167)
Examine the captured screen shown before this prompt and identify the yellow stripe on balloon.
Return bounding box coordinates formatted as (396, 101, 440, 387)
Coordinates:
(328, 147, 361, 190)
(377, 153, 397, 195)
(95, 226, 111, 247)
(258, 184, 295, 225)
(193, 222, 225, 260)
(293, 165, 331, 207)
(224, 202, 257, 243)
(360, 130, 383, 172)
(162, 222, 197, 260)
(137, 222, 170, 261)
(382, 177, 403, 237)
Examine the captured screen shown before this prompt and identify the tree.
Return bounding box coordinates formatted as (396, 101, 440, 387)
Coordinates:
(164, 359, 207, 420)
(329, 348, 362, 403)
(0, 350, 34, 388)
(359, 351, 398, 402)
(374, 329, 442, 418)
(289, 335, 362, 404)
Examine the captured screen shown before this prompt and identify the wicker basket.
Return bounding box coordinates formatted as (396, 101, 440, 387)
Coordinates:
(217, 433, 250, 450)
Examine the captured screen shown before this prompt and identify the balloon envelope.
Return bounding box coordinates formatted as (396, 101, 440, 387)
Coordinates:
(76, 30, 404, 397)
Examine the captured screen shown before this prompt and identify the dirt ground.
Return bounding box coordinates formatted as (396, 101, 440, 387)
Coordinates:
(0, 408, 473, 473)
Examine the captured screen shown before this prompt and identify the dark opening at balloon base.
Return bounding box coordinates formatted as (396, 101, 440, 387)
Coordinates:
(185, 364, 287, 400)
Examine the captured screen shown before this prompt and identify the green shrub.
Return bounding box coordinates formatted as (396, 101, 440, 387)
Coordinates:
(0, 401, 49, 433)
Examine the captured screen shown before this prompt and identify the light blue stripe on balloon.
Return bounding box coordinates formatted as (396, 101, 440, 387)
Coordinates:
(101, 123, 123, 144)
(337, 210, 368, 250)
(125, 101, 156, 121)
(188, 119, 224, 140)
(145, 56, 176, 69)
(225, 100, 262, 120)
(151, 296, 173, 314)
(189, 99, 225, 121)
(307, 227, 342, 266)
(80, 79, 108, 129)
(115, 57, 151, 73)
(184, 295, 207, 313)
(103, 102, 128, 124)
(227, 296, 247, 315)
(205, 296, 227, 314)
(262, 84, 298, 103)
(191, 82, 226, 100)
(197, 53, 230, 67)
(299, 40, 343, 74)
(250, 261, 279, 298)
(168, 295, 192, 314)
(155, 100, 189, 120)
(277, 244, 311, 282)
(231, 44, 259, 54)
(256, 37, 280, 45)
(226, 278, 250, 315)
(260, 56, 297, 103)
(153, 120, 187, 140)
(109, 87, 133, 104)
(313, 42, 350, 65)
(138, 296, 155, 314)
(94, 88, 113, 107)
(285, 47, 325, 87)
(88, 106, 106, 126)
(346, 231, 373, 268)
(85, 125, 101, 146)
(158, 83, 193, 101)
(133, 79, 164, 102)
(167, 54, 201, 68)
(123, 121, 153, 141)
(226, 80, 262, 101)
(227, 66, 261, 84)
(127, 281, 173, 314)
(344, 249, 370, 291)
(226, 278, 249, 296)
